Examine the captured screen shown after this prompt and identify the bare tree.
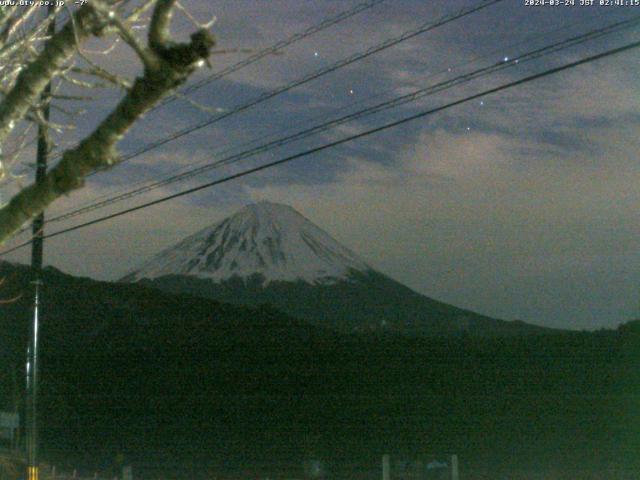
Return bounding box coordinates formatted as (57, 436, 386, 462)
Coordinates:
(0, 0, 215, 244)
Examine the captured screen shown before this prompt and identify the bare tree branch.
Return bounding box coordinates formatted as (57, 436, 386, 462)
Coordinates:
(149, 0, 176, 52)
(68, 66, 132, 90)
(91, 1, 158, 68)
(0, 4, 106, 147)
(126, 0, 157, 24)
(0, 1, 215, 243)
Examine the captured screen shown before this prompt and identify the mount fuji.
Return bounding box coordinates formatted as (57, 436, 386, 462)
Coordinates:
(125, 201, 370, 285)
(122, 201, 551, 336)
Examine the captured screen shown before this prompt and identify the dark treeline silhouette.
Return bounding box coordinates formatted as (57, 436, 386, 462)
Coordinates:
(0, 262, 638, 479)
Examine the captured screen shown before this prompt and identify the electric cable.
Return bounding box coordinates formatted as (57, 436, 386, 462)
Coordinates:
(38, 15, 640, 227)
(1, 36, 637, 256)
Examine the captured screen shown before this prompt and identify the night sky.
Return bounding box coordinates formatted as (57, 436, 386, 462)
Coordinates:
(3, 0, 640, 330)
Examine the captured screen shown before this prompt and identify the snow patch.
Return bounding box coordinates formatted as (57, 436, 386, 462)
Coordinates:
(127, 202, 370, 285)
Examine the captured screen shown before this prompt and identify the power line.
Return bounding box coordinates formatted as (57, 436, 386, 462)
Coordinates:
(162, 0, 389, 106)
(46, 0, 387, 164)
(1, 36, 637, 256)
(42, 8, 622, 224)
(23, 0, 506, 229)
(8, 0, 495, 238)
(73, 0, 503, 173)
(38, 15, 640, 226)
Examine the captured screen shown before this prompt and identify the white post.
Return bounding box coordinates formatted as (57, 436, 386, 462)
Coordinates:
(123, 465, 133, 480)
(451, 454, 459, 480)
(382, 454, 391, 480)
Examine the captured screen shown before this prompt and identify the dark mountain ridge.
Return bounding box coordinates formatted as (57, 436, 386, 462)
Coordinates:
(134, 270, 556, 337)
(0, 261, 638, 479)
(122, 202, 558, 337)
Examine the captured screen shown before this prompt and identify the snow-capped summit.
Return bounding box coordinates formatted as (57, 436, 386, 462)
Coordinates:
(126, 201, 371, 285)
(122, 201, 552, 337)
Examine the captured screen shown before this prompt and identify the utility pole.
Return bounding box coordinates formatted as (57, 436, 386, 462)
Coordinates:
(382, 454, 390, 480)
(25, 5, 56, 480)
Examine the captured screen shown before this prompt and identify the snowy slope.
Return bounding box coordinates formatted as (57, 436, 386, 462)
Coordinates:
(126, 202, 371, 285)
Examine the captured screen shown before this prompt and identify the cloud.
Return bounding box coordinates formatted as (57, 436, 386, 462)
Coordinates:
(3, 0, 638, 332)
(242, 117, 640, 329)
